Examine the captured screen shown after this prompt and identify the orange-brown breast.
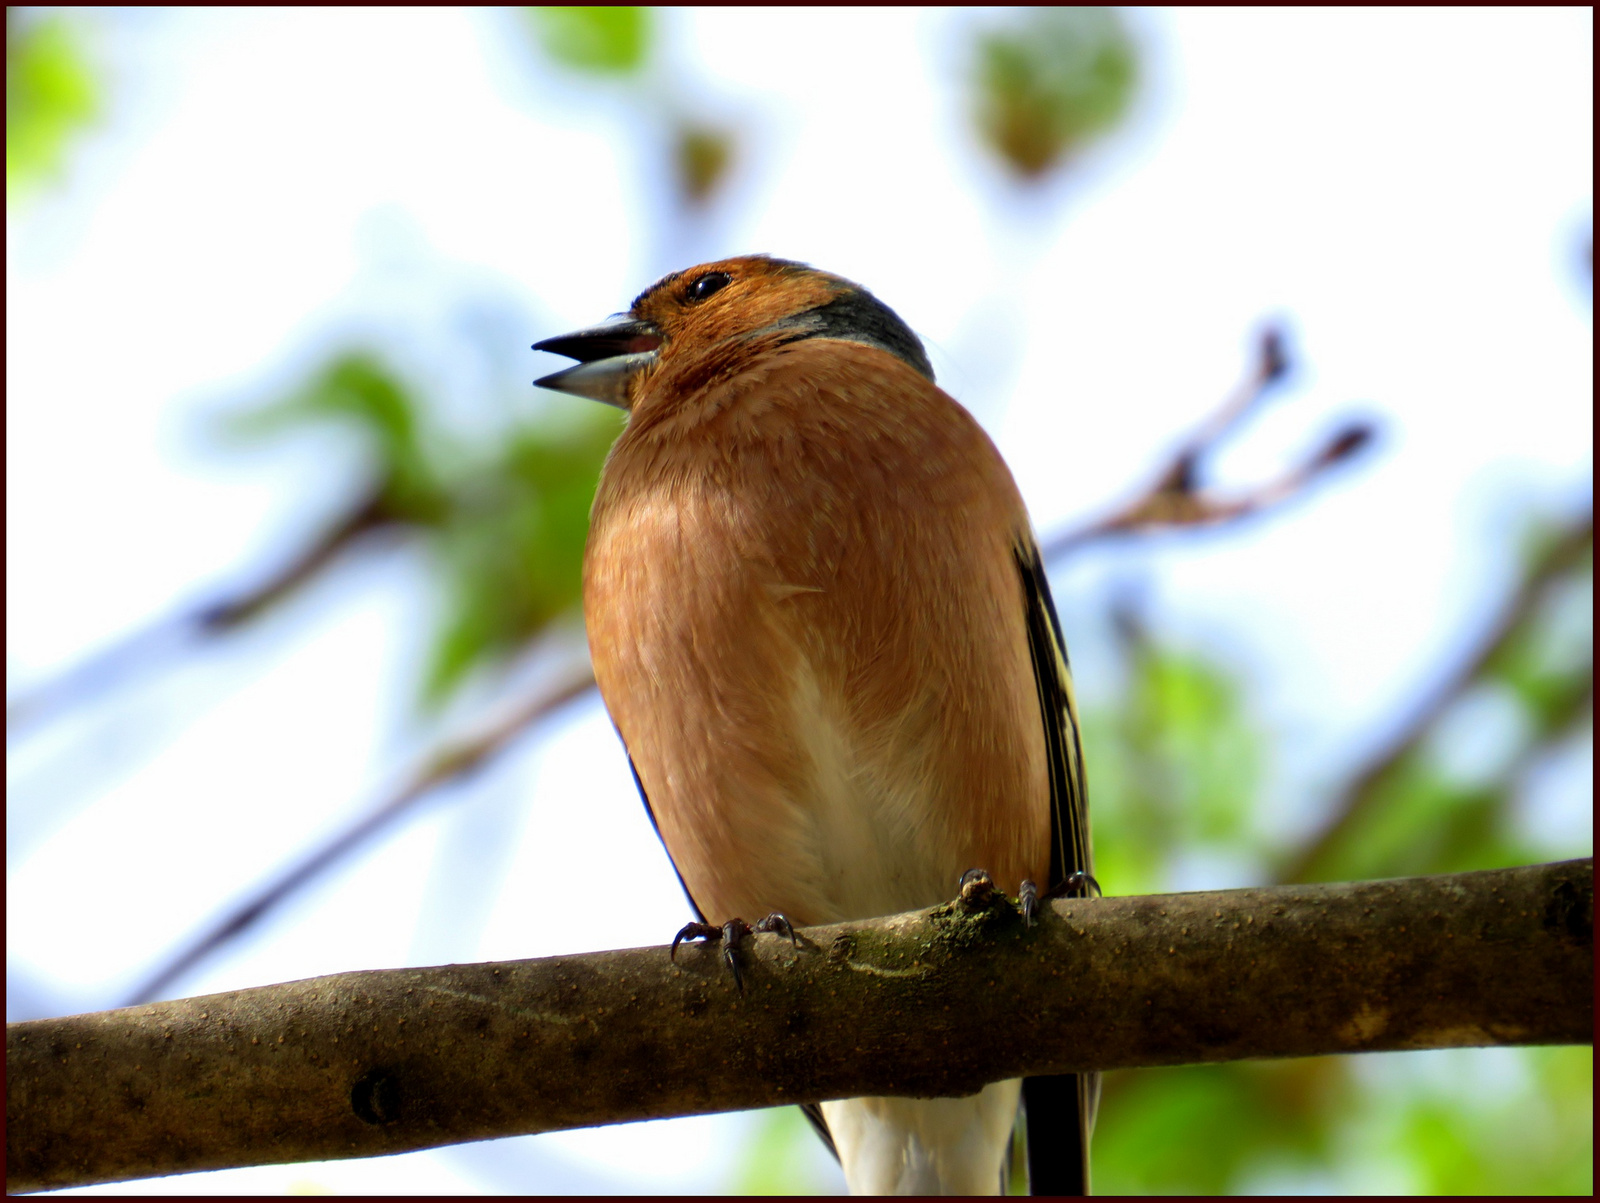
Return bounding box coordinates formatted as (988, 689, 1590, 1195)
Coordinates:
(583, 338, 1051, 926)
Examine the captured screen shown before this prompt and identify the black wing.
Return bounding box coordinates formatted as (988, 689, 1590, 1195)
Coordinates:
(1015, 539, 1097, 1196)
(1015, 540, 1091, 889)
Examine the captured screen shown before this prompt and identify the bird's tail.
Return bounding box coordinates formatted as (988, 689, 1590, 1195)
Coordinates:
(1021, 1071, 1099, 1195)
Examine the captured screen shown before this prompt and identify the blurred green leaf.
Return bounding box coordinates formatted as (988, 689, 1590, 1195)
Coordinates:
(971, 6, 1137, 180)
(732, 1106, 836, 1195)
(422, 403, 621, 702)
(221, 352, 623, 706)
(527, 7, 651, 76)
(1096, 1061, 1341, 1194)
(1338, 763, 1533, 880)
(225, 352, 450, 526)
(1485, 568, 1593, 732)
(1286, 511, 1591, 888)
(674, 119, 735, 206)
(1377, 1047, 1593, 1194)
(7, 11, 99, 205)
(1086, 634, 1264, 895)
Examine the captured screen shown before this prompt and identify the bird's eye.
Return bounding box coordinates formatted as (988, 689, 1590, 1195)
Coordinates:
(685, 272, 732, 302)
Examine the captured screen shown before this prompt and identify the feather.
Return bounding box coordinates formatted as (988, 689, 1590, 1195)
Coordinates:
(1015, 539, 1096, 1196)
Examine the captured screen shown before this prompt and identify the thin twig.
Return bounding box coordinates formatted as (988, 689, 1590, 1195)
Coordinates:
(1042, 327, 1375, 564)
(6, 491, 394, 740)
(195, 492, 395, 632)
(8, 326, 1351, 737)
(120, 666, 597, 1007)
(1280, 512, 1594, 884)
(1160, 325, 1289, 490)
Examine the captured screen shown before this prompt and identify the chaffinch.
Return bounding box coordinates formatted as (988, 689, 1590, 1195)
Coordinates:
(535, 255, 1094, 1195)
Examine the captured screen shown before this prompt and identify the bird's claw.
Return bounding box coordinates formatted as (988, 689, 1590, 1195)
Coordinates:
(958, 868, 995, 906)
(670, 921, 724, 961)
(753, 912, 798, 946)
(669, 912, 796, 991)
(1062, 869, 1102, 899)
(1020, 870, 1103, 926)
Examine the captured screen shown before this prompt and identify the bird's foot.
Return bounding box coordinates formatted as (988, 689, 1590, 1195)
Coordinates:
(1062, 869, 1103, 899)
(1020, 870, 1103, 927)
(959, 867, 996, 905)
(1020, 878, 1040, 926)
(670, 913, 796, 991)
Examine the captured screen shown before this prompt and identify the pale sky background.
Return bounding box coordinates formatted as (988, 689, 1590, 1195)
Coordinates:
(6, 7, 1592, 1195)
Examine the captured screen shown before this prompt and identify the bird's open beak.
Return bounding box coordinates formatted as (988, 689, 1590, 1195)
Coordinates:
(533, 315, 663, 409)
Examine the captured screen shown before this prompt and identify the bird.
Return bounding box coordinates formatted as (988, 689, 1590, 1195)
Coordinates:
(534, 255, 1095, 1195)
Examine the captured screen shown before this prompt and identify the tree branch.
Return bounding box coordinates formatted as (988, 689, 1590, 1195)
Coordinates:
(1042, 326, 1375, 563)
(11, 858, 1591, 1194)
(9, 324, 1370, 743)
(1281, 511, 1594, 884)
(121, 665, 597, 1007)
(5, 491, 396, 739)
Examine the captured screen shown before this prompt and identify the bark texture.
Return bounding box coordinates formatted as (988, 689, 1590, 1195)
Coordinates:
(8, 858, 1592, 1192)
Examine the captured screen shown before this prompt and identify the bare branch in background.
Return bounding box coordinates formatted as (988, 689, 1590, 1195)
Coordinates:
(121, 666, 597, 1008)
(1042, 327, 1375, 564)
(5, 491, 397, 740)
(193, 493, 397, 633)
(1282, 511, 1594, 885)
(12, 859, 1592, 1193)
(10, 324, 1370, 740)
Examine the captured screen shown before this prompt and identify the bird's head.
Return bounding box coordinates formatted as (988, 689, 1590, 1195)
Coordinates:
(533, 255, 933, 410)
